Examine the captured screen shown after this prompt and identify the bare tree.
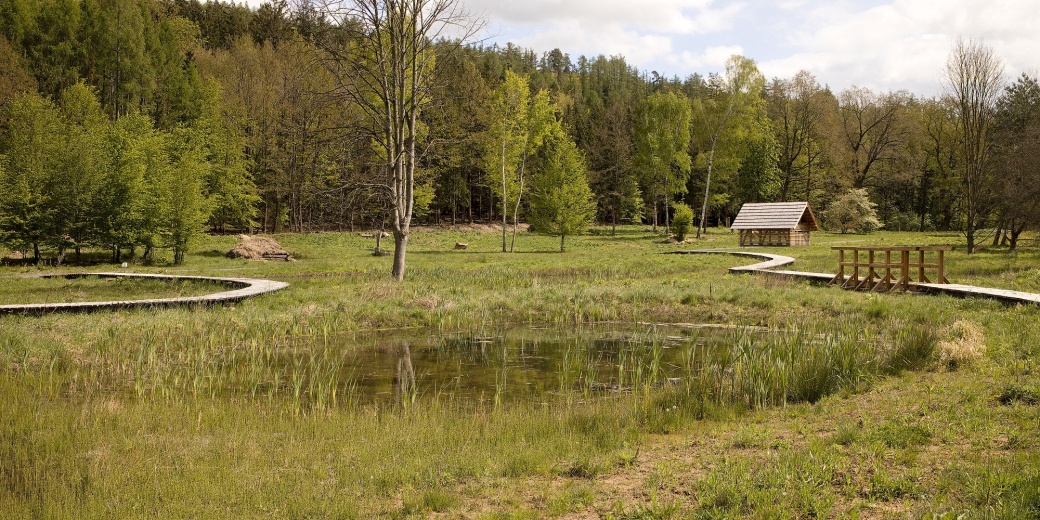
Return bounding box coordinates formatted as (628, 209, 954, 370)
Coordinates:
(835, 86, 908, 189)
(944, 37, 1004, 253)
(305, 0, 481, 279)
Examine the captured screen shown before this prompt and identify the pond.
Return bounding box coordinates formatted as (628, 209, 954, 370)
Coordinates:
(281, 324, 747, 406)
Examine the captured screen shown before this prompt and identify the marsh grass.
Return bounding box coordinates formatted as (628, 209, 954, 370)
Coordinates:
(2, 227, 1039, 517)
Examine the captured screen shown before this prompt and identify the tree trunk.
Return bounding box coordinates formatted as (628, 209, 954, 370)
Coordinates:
(33, 243, 40, 265)
(965, 219, 976, 254)
(664, 176, 670, 232)
(501, 139, 508, 252)
(391, 231, 408, 281)
(611, 204, 617, 236)
(651, 184, 659, 232)
(697, 146, 716, 239)
(1009, 222, 1026, 251)
(560, 234, 565, 253)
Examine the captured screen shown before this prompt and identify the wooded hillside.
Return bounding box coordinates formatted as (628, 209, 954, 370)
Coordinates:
(2, 0, 1038, 263)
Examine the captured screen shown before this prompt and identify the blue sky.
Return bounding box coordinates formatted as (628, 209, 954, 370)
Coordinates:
(249, 0, 1040, 96)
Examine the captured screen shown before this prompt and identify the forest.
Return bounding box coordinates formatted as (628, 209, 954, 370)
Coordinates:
(1, 0, 1039, 264)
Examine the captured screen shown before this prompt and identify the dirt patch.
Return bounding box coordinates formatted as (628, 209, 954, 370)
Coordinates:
(226, 235, 293, 261)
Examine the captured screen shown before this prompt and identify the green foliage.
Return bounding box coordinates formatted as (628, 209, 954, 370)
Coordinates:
(691, 55, 768, 231)
(634, 91, 691, 226)
(0, 85, 219, 264)
(528, 126, 597, 252)
(0, 93, 63, 257)
(823, 188, 883, 233)
(195, 79, 257, 231)
(482, 70, 557, 249)
(670, 202, 693, 241)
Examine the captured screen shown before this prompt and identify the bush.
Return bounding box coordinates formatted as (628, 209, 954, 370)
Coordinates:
(671, 203, 694, 241)
(822, 188, 882, 234)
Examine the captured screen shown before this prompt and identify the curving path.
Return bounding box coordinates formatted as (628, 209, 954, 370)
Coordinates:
(0, 272, 289, 316)
(673, 249, 1040, 306)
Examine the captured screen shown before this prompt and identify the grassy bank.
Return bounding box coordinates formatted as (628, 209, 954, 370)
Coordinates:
(2, 227, 1039, 517)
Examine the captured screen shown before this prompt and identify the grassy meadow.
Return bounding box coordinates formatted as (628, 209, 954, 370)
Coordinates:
(2, 226, 1040, 518)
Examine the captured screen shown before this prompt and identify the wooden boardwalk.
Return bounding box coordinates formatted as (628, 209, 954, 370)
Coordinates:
(673, 249, 1040, 306)
(0, 272, 289, 316)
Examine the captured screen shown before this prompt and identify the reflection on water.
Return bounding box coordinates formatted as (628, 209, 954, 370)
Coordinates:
(334, 324, 731, 405)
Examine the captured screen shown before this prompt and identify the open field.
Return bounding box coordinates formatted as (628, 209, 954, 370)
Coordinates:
(2, 227, 1040, 518)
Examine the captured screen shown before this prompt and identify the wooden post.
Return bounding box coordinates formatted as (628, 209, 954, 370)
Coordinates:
(938, 250, 947, 284)
(833, 248, 845, 284)
(918, 249, 928, 283)
(900, 250, 910, 291)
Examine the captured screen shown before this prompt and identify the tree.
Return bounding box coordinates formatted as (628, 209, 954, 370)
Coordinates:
(908, 97, 960, 232)
(693, 55, 764, 238)
(53, 82, 106, 263)
(634, 90, 691, 232)
(765, 71, 827, 203)
(159, 126, 212, 264)
(670, 202, 693, 242)
(424, 46, 489, 225)
(992, 74, 1040, 249)
(528, 124, 596, 252)
(0, 35, 36, 111)
(196, 78, 258, 232)
(482, 70, 553, 252)
(944, 38, 1004, 253)
(834, 86, 908, 189)
(94, 112, 151, 262)
(0, 93, 64, 262)
(823, 188, 882, 234)
(307, 0, 481, 280)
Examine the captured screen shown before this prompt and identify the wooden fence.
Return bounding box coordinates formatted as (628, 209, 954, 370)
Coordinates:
(829, 246, 953, 292)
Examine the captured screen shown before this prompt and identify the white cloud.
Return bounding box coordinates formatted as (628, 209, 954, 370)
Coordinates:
(238, 0, 1040, 95)
(508, 21, 675, 65)
(670, 45, 745, 72)
(758, 0, 1040, 95)
(467, 0, 741, 35)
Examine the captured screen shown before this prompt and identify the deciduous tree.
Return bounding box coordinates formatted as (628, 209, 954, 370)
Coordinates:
(944, 38, 1004, 253)
(307, 0, 481, 279)
(634, 90, 690, 232)
(528, 124, 596, 252)
(692, 55, 763, 238)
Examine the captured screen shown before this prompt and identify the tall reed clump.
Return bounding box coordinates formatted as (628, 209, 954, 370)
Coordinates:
(38, 318, 358, 416)
(656, 321, 938, 420)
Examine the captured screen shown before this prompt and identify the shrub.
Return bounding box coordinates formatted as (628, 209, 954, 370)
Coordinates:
(823, 188, 882, 234)
(671, 203, 694, 241)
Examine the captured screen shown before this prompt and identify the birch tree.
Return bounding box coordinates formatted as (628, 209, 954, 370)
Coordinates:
(693, 55, 763, 238)
(307, 0, 481, 279)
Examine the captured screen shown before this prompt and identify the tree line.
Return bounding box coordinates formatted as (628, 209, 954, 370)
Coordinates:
(2, 0, 1038, 266)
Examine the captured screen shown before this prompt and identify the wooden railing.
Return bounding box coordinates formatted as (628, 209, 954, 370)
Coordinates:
(830, 246, 953, 292)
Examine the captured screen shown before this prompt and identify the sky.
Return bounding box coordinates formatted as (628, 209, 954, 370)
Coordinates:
(247, 0, 1040, 97)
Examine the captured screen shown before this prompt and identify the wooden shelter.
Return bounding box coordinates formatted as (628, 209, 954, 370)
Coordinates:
(731, 202, 819, 246)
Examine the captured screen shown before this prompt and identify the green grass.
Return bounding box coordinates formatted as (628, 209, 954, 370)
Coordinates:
(2, 226, 1039, 517)
(0, 275, 224, 304)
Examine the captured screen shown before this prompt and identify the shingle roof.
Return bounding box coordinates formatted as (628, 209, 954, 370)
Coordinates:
(731, 202, 818, 230)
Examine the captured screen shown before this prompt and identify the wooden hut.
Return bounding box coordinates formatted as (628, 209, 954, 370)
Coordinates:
(731, 202, 819, 246)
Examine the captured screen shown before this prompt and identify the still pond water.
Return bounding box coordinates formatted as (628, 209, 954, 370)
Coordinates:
(325, 324, 744, 404)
